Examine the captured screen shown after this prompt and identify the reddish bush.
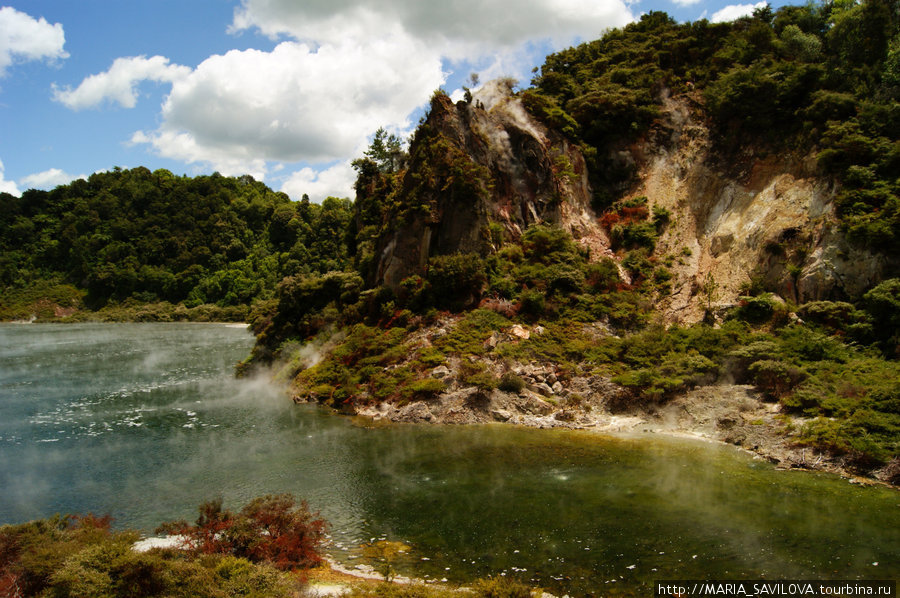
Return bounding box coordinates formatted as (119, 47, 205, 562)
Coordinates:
(157, 494, 328, 570)
(599, 211, 620, 231)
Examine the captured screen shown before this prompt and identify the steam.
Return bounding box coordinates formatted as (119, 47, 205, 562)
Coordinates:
(273, 328, 346, 386)
(472, 78, 545, 144)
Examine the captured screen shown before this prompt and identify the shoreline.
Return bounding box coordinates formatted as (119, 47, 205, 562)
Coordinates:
(307, 383, 899, 489)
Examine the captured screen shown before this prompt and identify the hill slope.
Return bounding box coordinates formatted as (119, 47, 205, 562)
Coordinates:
(0, 168, 353, 320)
(249, 1, 900, 484)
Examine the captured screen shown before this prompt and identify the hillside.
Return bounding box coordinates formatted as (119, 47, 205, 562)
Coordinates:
(247, 0, 900, 484)
(0, 168, 353, 321)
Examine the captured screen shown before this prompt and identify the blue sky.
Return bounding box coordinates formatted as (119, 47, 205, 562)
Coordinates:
(0, 0, 788, 201)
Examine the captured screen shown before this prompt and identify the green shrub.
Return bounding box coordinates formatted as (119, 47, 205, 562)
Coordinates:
(749, 359, 808, 399)
(435, 309, 511, 356)
(416, 347, 446, 368)
(518, 289, 546, 317)
(470, 576, 532, 598)
(498, 372, 526, 393)
(408, 378, 447, 399)
(862, 278, 900, 356)
(585, 258, 621, 292)
(426, 253, 487, 311)
(733, 294, 777, 324)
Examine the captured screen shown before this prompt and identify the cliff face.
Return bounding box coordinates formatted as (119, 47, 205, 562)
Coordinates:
(372, 80, 609, 289)
(368, 80, 894, 318)
(628, 91, 893, 322)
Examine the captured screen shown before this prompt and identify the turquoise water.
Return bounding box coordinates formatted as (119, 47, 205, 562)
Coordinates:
(1, 323, 898, 595)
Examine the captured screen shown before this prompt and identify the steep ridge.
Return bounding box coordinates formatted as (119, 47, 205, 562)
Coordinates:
(372, 80, 611, 290)
(365, 79, 895, 321)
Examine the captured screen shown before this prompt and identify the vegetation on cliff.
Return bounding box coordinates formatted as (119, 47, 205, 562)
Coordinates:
(526, 0, 900, 252)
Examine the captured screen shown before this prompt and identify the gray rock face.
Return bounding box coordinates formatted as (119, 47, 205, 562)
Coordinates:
(532, 382, 554, 397)
(431, 365, 451, 379)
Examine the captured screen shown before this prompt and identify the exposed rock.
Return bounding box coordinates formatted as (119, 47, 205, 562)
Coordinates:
(554, 410, 577, 422)
(370, 80, 608, 290)
(396, 402, 434, 423)
(483, 331, 504, 349)
(631, 91, 894, 323)
(509, 324, 530, 340)
(431, 365, 451, 379)
(491, 409, 512, 422)
(532, 382, 554, 397)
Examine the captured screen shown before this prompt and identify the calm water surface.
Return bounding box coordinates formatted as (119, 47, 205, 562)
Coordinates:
(1, 323, 898, 595)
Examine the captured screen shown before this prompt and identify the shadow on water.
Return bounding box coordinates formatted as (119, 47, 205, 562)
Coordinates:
(1, 323, 898, 595)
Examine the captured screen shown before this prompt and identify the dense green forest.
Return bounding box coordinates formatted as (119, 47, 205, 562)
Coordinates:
(253, 0, 900, 357)
(0, 168, 352, 319)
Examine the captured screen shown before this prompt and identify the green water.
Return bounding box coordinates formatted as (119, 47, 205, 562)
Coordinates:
(1, 323, 897, 595)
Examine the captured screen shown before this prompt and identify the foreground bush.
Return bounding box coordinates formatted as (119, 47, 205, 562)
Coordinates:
(157, 494, 328, 571)
(0, 495, 323, 598)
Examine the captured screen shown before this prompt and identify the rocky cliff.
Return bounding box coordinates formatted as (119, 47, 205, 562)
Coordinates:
(371, 80, 610, 290)
(369, 79, 895, 322)
(626, 91, 894, 322)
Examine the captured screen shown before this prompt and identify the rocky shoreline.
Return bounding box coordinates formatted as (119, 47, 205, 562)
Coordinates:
(298, 377, 897, 488)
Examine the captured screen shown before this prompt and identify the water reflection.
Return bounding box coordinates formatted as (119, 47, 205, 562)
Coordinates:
(1, 323, 897, 596)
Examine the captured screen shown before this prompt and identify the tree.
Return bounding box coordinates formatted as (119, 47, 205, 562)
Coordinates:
(363, 127, 405, 173)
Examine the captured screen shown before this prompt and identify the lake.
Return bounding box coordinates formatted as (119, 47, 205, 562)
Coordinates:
(1, 323, 897, 595)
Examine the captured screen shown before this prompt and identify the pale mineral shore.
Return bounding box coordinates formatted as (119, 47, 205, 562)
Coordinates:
(298, 380, 897, 488)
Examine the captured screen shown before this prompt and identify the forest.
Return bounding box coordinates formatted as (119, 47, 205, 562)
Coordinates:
(0, 168, 352, 320)
(524, 0, 900, 249)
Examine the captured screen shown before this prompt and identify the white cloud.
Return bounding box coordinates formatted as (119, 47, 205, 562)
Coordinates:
(0, 6, 67, 77)
(19, 168, 87, 191)
(132, 35, 443, 174)
(230, 0, 633, 54)
(52, 55, 191, 109)
(711, 1, 768, 22)
(0, 159, 20, 195)
(281, 161, 357, 201)
(671, 0, 702, 7)
(62, 0, 635, 195)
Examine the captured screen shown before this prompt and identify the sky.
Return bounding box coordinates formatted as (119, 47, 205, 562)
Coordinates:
(0, 0, 790, 202)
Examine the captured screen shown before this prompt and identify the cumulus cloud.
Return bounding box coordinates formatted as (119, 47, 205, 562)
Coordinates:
(59, 0, 635, 200)
(230, 0, 634, 54)
(132, 34, 442, 176)
(19, 168, 87, 191)
(280, 161, 357, 201)
(711, 1, 768, 22)
(52, 56, 191, 109)
(0, 6, 68, 77)
(0, 159, 20, 195)
(671, 0, 702, 7)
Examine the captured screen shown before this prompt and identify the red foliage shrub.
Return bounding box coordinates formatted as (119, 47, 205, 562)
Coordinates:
(479, 296, 518, 318)
(156, 494, 328, 570)
(599, 211, 620, 230)
(619, 205, 649, 222)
